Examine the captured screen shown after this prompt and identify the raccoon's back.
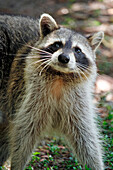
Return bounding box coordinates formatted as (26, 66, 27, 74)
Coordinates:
(0, 15, 39, 88)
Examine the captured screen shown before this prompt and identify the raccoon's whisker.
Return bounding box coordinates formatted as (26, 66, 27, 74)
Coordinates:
(76, 63, 92, 72)
(76, 68, 83, 81)
(32, 49, 52, 56)
(28, 55, 51, 59)
(15, 54, 51, 61)
(43, 64, 50, 73)
(82, 67, 91, 76)
(3, 49, 52, 57)
(80, 69, 89, 81)
(39, 60, 51, 76)
(27, 56, 42, 59)
(77, 65, 92, 77)
(36, 59, 51, 71)
(80, 65, 92, 72)
(38, 55, 51, 59)
(26, 44, 52, 56)
(34, 58, 50, 65)
(77, 63, 92, 74)
(29, 58, 49, 66)
(76, 65, 89, 81)
(32, 51, 52, 56)
(76, 64, 88, 73)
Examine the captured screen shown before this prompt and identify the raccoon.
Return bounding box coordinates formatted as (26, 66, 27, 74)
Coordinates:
(0, 14, 104, 170)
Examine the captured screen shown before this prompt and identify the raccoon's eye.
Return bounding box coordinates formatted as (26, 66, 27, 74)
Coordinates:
(54, 42, 61, 49)
(47, 42, 63, 53)
(74, 47, 81, 54)
(74, 46, 89, 67)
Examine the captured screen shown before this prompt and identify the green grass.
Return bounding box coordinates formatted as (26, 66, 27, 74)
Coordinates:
(101, 105, 113, 169)
(25, 142, 83, 170)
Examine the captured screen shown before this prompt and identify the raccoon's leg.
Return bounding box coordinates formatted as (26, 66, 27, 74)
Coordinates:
(64, 116, 104, 170)
(10, 122, 38, 170)
(0, 124, 10, 166)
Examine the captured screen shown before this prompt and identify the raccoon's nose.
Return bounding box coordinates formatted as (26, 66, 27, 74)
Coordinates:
(58, 54, 70, 64)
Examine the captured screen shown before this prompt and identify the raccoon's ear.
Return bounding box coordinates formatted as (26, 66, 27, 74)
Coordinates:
(39, 13, 59, 38)
(87, 31, 104, 51)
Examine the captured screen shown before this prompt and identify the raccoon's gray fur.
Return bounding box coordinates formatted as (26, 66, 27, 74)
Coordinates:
(0, 14, 104, 170)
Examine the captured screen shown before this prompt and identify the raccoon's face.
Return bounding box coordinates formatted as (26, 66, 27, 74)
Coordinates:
(39, 28, 94, 74)
(29, 14, 104, 79)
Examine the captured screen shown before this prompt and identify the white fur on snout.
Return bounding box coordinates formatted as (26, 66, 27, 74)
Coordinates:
(67, 52, 76, 70)
(50, 50, 76, 73)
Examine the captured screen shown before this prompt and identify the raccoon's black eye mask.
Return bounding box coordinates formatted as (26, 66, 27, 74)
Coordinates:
(74, 46, 89, 67)
(44, 41, 63, 54)
(42, 41, 89, 67)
